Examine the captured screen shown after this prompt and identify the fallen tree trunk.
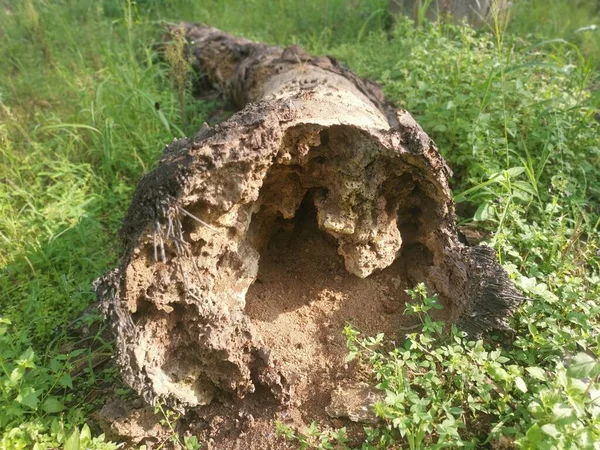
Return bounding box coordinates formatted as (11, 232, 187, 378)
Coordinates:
(95, 23, 523, 416)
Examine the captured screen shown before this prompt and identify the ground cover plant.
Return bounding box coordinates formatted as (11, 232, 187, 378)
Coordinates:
(0, 0, 598, 448)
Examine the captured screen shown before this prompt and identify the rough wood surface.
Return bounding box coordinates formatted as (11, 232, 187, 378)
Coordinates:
(95, 23, 523, 422)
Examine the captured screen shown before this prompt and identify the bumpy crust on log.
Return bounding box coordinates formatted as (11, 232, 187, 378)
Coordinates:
(95, 23, 523, 408)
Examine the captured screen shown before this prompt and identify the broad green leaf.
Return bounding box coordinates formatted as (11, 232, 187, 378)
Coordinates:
(50, 358, 63, 373)
(504, 166, 526, 177)
(80, 424, 92, 445)
(526, 367, 547, 381)
(69, 349, 87, 358)
(512, 189, 532, 202)
(447, 406, 463, 415)
(551, 404, 577, 426)
(9, 367, 24, 385)
(541, 423, 560, 438)
(526, 423, 542, 443)
(568, 377, 588, 393)
(567, 353, 600, 379)
(17, 387, 39, 409)
(512, 180, 538, 195)
(64, 428, 80, 450)
(345, 351, 358, 362)
(488, 366, 509, 382)
(42, 397, 65, 413)
(515, 376, 527, 393)
(59, 373, 73, 389)
(5, 404, 25, 419)
(474, 202, 493, 221)
(16, 347, 36, 368)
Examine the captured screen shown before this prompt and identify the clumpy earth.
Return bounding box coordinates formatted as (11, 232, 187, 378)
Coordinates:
(244, 201, 414, 424)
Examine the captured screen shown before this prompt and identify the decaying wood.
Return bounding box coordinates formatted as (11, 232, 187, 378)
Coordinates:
(95, 23, 523, 412)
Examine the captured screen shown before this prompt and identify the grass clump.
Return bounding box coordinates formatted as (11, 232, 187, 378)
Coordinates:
(0, 0, 599, 448)
(510, 0, 600, 66)
(164, 24, 192, 133)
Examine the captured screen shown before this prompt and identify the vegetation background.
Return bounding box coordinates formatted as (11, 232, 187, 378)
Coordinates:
(0, 0, 599, 448)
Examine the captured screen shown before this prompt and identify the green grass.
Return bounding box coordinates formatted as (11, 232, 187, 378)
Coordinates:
(510, 0, 600, 67)
(0, 0, 599, 448)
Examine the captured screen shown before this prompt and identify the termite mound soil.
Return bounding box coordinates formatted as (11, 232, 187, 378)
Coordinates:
(247, 199, 411, 398)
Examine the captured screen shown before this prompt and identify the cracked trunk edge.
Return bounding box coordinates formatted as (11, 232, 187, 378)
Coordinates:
(95, 23, 524, 409)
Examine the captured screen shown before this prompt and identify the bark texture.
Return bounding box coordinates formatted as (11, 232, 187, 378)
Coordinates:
(95, 23, 523, 410)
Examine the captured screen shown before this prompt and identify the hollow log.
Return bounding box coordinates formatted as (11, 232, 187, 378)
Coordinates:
(95, 23, 523, 410)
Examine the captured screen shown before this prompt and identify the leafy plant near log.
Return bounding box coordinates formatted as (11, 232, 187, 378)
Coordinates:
(0, 0, 599, 448)
(280, 285, 600, 449)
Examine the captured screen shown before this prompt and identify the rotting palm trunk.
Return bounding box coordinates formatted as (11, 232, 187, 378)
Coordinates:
(95, 23, 523, 410)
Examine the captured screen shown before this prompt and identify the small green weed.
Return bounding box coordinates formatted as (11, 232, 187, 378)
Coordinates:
(276, 419, 349, 450)
(150, 401, 202, 449)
